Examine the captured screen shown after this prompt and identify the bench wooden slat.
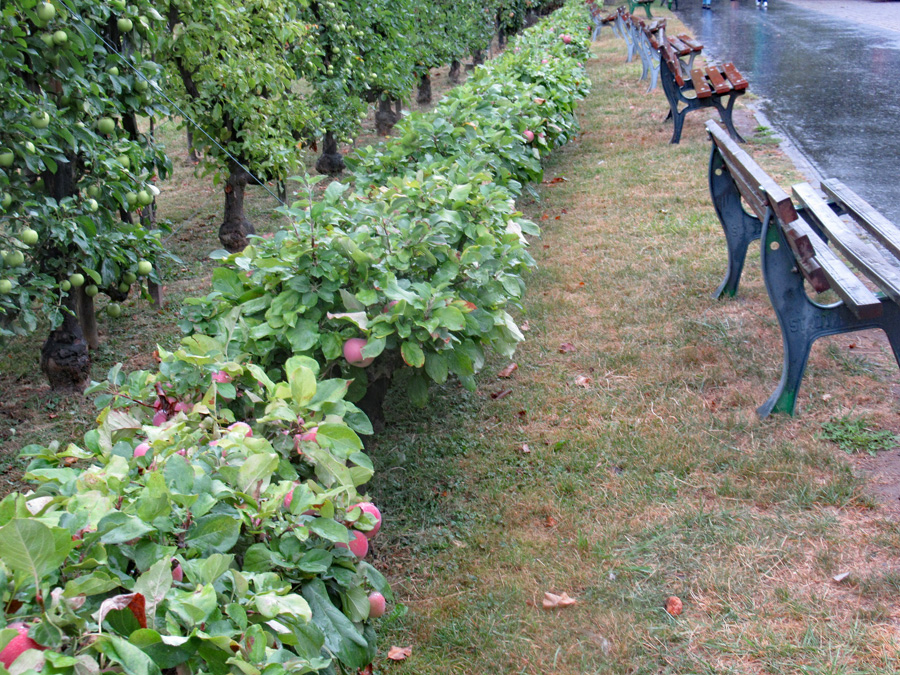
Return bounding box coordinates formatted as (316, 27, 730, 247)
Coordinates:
(677, 34, 703, 51)
(793, 182, 900, 304)
(662, 41, 686, 86)
(690, 69, 713, 97)
(821, 179, 900, 260)
(783, 212, 883, 318)
(706, 66, 732, 94)
(721, 63, 748, 90)
(667, 35, 692, 56)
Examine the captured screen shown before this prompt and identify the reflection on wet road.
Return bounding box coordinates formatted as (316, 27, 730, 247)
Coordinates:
(676, 0, 900, 221)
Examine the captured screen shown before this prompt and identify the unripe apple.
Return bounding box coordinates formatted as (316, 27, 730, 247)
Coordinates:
(117, 154, 130, 169)
(84, 284, 98, 298)
(336, 530, 369, 558)
(137, 190, 152, 206)
(123, 271, 137, 284)
(368, 592, 386, 618)
(125, 192, 137, 207)
(133, 442, 150, 457)
(117, 18, 133, 32)
(68, 273, 84, 288)
(0, 623, 46, 668)
(97, 117, 116, 135)
(60, 279, 71, 291)
(36, 2, 56, 22)
(349, 502, 382, 539)
(1, 193, 11, 209)
(31, 111, 50, 129)
(108, 66, 120, 77)
(21, 229, 38, 246)
(523, 129, 535, 142)
(107, 302, 122, 318)
(87, 185, 101, 198)
(0, 280, 12, 294)
(23, 141, 36, 155)
(0, 151, 13, 167)
(85, 198, 98, 212)
(343, 337, 373, 367)
(5, 251, 24, 267)
(137, 260, 152, 276)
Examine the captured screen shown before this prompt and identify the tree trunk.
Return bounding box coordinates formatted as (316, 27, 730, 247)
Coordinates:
(375, 97, 397, 136)
(148, 280, 163, 306)
(498, 27, 507, 50)
(41, 291, 91, 391)
(75, 285, 99, 350)
(449, 59, 461, 83)
(186, 128, 200, 163)
(219, 161, 256, 252)
(416, 72, 432, 106)
(314, 130, 344, 175)
(393, 98, 402, 121)
(472, 49, 485, 67)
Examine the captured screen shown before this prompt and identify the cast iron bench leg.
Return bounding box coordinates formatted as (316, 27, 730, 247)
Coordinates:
(711, 93, 746, 143)
(709, 146, 761, 298)
(757, 213, 900, 417)
(648, 61, 659, 92)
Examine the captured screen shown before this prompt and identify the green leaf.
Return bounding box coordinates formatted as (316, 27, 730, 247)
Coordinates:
(97, 512, 156, 545)
(238, 452, 279, 493)
(400, 341, 425, 368)
(185, 514, 241, 554)
(308, 518, 349, 544)
(424, 352, 448, 383)
(288, 365, 317, 407)
(433, 306, 466, 331)
(0, 519, 72, 587)
(133, 558, 173, 624)
(93, 635, 162, 675)
(302, 580, 372, 670)
(254, 593, 312, 621)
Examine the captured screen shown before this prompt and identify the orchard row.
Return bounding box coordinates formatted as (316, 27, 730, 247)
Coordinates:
(0, 4, 592, 675)
(0, 0, 561, 389)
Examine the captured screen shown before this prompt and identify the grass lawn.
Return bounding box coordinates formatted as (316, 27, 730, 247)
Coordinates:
(3, 9, 900, 673)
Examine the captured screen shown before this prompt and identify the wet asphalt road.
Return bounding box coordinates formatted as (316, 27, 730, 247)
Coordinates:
(674, 0, 900, 222)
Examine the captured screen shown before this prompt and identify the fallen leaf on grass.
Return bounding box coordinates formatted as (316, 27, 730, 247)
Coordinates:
(544, 515, 558, 528)
(541, 176, 568, 185)
(521, 443, 531, 454)
(387, 646, 412, 661)
(498, 363, 518, 378)
(491, 388, 513, 400)
(664, 596, 683, 616)
(521, 321, 530, 331)
(833, 571, 850, 583)
(558, 342, 576, 353)
(574, 375, 593, 388)
(543, 592, 577, 609)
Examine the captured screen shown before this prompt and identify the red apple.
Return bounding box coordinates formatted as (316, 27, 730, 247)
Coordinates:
(133, 442, 150, 458)
(227, 422, 253, 437)
(562, 34, 572, 44)
(336, 530, 369, 558)
(523, 129, 535, 143)
(368, 592, 387, 618)
(171, 559, 184, 582)
(349, 502, 382, 539)
(283, 484, 298, 509)
(343, 338, 374, 367)
(0, 623, 45, 668)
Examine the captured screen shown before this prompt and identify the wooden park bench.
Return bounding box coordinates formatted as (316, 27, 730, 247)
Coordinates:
(659, 29, 747, 143)
(706, 120, 900, 416)
(627, 0, 655, 19)
(588, 1, 617, 41)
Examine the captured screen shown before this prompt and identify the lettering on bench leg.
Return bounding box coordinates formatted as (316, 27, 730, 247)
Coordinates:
(788, 314, 843, 334)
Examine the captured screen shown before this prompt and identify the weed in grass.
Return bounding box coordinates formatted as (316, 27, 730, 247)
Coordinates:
(820, 415, 900, 456)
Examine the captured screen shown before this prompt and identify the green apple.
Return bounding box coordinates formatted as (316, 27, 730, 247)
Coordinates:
(85, 198, 98, 212)
(23, 141, 36, 154)
(31, 111, 50, 129)
(135, 78, 149, 92)
(68, 272, 84, 287)
(0, 280, 12, 294)
(41, 32, 55, 47)
(87, 185, 100, 198)
(137, 190, 152, 206)
(84, 284, 98, 297)
(5, 251, 25, 267)
(52, 30, 67, 45)
(60, 279, 71, 291)
(118, 282, 130, 293)
(137, 260, 152, 276)
(107, 66, 119, 76)
(117, 18, 133, 32)
(0, 150, 13, 167)
(107, 302, 122, 318)
(97, 117, 116, 135)
(110, 0, 126, 11)
(0, 194, 11, 209)
(125, 192, 137, 207)
(123, 272, 137, 284)
(36, 2, 56, 22)
(116, 154, 130, 169)
(21, 229, 38, 245)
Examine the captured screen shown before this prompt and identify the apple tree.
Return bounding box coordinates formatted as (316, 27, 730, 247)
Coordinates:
(160, 0, 316, 251)
(0, 0, 172, 390)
